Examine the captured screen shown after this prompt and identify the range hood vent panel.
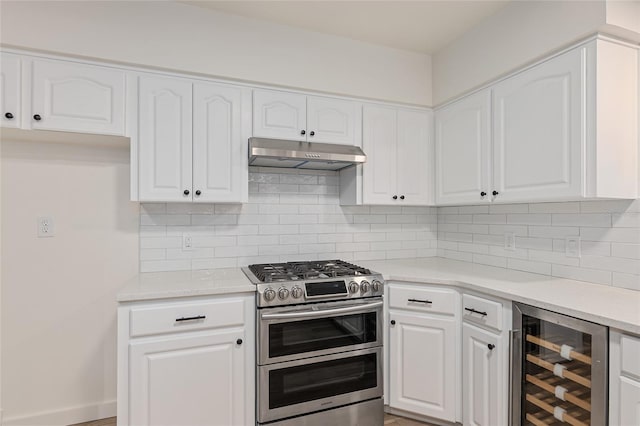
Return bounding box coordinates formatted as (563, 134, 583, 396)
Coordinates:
(248, 137, 366, 171)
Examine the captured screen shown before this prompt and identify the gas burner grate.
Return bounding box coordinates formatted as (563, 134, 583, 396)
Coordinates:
(248, 260, 371, 283)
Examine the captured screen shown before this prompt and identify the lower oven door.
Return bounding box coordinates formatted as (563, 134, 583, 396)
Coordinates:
(258, 346, 383, 423)
(258, 298, 383, 364)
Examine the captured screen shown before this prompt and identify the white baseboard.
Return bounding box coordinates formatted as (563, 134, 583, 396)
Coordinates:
(2, 400, 116, 426)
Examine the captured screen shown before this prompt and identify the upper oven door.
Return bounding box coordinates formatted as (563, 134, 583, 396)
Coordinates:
(258, 298, 383, 365)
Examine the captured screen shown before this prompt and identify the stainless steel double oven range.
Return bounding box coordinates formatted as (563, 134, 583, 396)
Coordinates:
(243, 260, 385, 426)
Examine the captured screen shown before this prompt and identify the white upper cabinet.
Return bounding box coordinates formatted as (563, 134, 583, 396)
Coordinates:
(253, 89, 306, 141)
(30, 58, 126, 135)
(136, 74, 249, 203)
(193, 82, 250, 203)
(492, 47, 583, 202)
(306, 95, 361, 145)
(0, 53, 21, 128)
(138, 75, 193, 202)
(253, 89, 361, 146)
(435, 90, 491, 205)
(434, 37, 638, 205)
(361, 104, 433, 205)
(362, 105, 397, 204)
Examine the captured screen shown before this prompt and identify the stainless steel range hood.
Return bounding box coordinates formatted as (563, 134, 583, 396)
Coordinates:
(248, 137, 366, 171)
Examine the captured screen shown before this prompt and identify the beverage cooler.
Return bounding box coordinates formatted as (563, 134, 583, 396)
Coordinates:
(511, 303, 608, 425)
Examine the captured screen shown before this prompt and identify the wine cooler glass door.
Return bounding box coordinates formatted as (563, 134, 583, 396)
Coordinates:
(512, 303, 607, 426)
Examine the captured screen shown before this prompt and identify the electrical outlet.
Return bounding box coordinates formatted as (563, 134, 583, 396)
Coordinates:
(183, 234, 193, 251)
(504, 232, 516, 251)
(37, 216, 55, 237)
(566, 237, 581, 258)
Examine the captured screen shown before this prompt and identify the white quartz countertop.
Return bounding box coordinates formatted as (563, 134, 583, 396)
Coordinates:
(117, 258, 639, 334)
(116, 267, 254, 302)
(365, 258, 640, 335)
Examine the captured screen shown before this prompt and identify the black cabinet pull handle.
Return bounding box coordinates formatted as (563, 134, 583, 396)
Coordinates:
(183, 189, 190, 195)
(464, 307, 488, 316)
(176, 315, 206, 322)
(4, 112, 14, 119)
(300, 130, 306, 135)
(400, 195, 405, 200)
(408, 298, 432, 304)
(492, 191, 499, 196)
(390, 320, 396, 325)
(195, 190, 201, 196)
(33, 114, 42, 121)
(488, 344, 495, 350)
(393, 195, 398, 200)
(310, 131, 315, 136)
(480, 191, 487, 197)
(236, 338, 243, 345)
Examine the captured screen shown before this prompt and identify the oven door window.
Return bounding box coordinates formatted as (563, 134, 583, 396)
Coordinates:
(269, 352, 378, 409)
(269, 312, 377, 358)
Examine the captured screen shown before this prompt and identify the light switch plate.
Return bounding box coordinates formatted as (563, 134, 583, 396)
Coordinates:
(182, 234, 193, 251)
(566, 237, 581, 258)
(504, 232, 516, 251)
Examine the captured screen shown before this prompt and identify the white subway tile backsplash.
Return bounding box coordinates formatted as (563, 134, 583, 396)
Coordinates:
(139, 167, 638, 290)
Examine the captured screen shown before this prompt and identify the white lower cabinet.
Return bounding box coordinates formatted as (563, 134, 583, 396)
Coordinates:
(462, 323, 501, 426)
(387, 283, 459, 422)
(461, 293, 510, 426)
(610, 330, 640, 426)
(118, 294, 255, 426)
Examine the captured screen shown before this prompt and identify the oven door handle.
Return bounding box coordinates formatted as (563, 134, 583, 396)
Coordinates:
(261, 301, 383, 320)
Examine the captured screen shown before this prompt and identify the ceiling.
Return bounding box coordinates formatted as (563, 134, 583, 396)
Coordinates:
(181, 1, 510, 54)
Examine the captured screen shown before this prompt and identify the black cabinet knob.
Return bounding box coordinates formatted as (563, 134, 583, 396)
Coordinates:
(400, 195, 405, 200)
(4, 112, 14, 119)
(183, 189, 190, 196)
(480, 191, 487, 197)
(393, 195, 398, 200)
(195, 190, 201, 196)
(492, 191, 499, 196)
(487, 344, 495, 350)
(310, 131, 315, 136)
(236, 338, 243, 345)
(33, 114, 42, 121)
(300, 130, 306, 135)
(390, 320, 396, 325)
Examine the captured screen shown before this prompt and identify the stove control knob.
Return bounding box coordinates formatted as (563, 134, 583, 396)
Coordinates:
(278, 287, 290, 300)
(291, 286, 303, 299)
(372, 280, 382, 292)
(360, 280, 371, 293)
(349, 281, 359, 294)
(263, 288, 276, 302)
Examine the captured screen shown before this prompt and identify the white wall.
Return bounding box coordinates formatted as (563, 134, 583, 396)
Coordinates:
(0, 1, 432, 106)
(1, 137, 139, 425)
(432, 0, 607, 104)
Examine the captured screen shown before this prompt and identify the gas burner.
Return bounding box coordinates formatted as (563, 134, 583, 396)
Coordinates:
(248, 260, 371, 283)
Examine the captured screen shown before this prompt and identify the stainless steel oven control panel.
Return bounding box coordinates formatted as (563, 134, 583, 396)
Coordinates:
(253, 275, 384, 307)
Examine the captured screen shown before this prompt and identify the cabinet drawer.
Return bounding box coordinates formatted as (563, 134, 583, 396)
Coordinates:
(129, 298, 245, 337)
(389, 285, 457, 315)
(621, 333, 640, 379)
(462, 294, 503, 332)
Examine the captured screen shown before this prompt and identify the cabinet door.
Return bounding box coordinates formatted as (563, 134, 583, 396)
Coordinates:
(253, 89, 306, 141)
(129, 329, 247, 426)
(193, 82, 249, 203)
(306, 96, 361, 145)
(30, 59, 125, 135)
(362, 104, 398, 205)
(492, 48, 583, 202)
(0, 53, 21, 128)
(138, 75, 193, 202)
(462, 323, 503, 426)
(397, 109, 433, 205)
(619, 377, 640, 426)
(435, 90, 491, 205)
(389, 312, 456, 421)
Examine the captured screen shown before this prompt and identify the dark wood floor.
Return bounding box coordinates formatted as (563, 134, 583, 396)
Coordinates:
(72, 413, 435, 425)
